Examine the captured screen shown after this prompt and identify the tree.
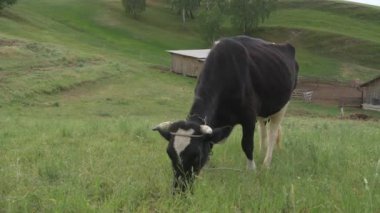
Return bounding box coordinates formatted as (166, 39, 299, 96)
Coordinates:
(229, 0, 277, 34)
(0, 0, 17, 10)
(198, 0, 227, 44)
(121, 0, 146, 18)
(170, 0, 201, 24)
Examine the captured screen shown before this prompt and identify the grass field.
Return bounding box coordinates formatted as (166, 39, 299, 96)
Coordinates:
(1, 72, 380, 212)
(1, 0, 380, 212)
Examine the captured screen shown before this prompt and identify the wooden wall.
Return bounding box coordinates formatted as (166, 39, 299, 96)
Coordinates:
(170, 54, 204, 77)
(363, 78, 380, 105)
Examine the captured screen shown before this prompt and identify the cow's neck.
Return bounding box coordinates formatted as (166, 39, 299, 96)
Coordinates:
(187, 96, 218, 126)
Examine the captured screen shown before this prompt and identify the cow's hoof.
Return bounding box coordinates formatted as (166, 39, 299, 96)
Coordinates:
(247, 160, 257, 171)
(262, 160, 271, 169)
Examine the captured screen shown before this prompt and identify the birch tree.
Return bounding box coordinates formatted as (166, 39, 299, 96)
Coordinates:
(229, 0, 277, 34)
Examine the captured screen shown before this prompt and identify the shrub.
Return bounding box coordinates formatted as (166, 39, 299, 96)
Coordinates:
(0, 0, 17, 10)
(121, 0, 146, 18)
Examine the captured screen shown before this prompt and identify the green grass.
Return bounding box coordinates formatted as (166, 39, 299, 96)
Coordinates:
(266, 9, 380, 44)
(279, 0, 380, 23)
(0, 0, 202, 64)
(1, 0, 380, 212)
(254, 0, 380, 81)
(255, 27, 380, 81)
(1, 98, 380, 212)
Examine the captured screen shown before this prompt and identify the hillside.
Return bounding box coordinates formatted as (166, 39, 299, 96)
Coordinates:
(1, 0, 379, 100)
(256, 0, 380, 82)
(0, 0, 201, 104)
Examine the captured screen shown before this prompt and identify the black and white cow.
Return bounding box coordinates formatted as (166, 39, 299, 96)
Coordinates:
(153, 36, 298, 193)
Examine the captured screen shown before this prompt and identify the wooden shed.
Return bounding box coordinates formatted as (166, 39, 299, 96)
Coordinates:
(360, 75, 380, 111)
(167, 49, 210, 77)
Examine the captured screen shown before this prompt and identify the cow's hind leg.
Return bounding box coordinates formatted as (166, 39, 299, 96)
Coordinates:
(276, 125, 282, 149)
(263, 103, 288, 168)
(241, 121, 256, 170)
(257, 117, 268, 153)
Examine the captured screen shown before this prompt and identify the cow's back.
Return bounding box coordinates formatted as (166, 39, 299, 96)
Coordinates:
(192, 38, 254, 126)
(233, 36, 298, 117)
(196, 38, 252, 100)
(192, 36, 298, 126)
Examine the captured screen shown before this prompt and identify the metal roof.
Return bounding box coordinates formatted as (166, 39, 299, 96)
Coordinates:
(167, 49, 210, 59)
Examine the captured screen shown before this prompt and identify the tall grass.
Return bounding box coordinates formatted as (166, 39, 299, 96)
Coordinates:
(1, 107, 379, 212)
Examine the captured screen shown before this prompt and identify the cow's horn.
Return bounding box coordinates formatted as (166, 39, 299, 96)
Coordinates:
(200, 125, 213, 135)
(152, 121, 172, 131)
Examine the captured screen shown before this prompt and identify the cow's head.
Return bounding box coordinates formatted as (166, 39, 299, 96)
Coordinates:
(153, 120, 232, 193)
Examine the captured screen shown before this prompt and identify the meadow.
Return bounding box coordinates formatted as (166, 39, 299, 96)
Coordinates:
(1, 0, 380, 212)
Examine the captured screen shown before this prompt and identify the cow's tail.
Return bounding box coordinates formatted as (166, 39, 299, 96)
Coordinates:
(284, 43, 299, 90)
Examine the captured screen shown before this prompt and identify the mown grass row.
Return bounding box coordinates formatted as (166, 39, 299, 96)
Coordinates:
(0, 0, 201, 105)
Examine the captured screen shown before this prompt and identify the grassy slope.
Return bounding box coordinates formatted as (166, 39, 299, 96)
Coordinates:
(254, 0, 380, 81)
(1, 0, 380, 212)
(0, 0, 202, 104)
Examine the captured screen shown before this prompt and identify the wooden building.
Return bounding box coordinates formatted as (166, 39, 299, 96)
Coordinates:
(360, 76, 380, 111)
(167, 49, 210, 77)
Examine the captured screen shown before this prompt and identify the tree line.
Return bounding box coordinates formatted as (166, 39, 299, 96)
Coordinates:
(0, 0, 17, 10)
(122, 0, 277, 43)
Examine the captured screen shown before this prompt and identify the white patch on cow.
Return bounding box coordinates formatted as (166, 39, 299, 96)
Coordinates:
(156, 121, 172, 130)
(173, 129, 195, 157)
(200, 125, 213, 135)
(263, 103, 288, 168)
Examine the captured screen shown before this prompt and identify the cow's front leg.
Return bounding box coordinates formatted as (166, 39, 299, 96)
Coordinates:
(241, 121, 256, 170)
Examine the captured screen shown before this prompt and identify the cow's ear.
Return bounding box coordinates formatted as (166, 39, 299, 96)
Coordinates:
(152, 121, 172, 141)
(208, 126, 233, 144)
